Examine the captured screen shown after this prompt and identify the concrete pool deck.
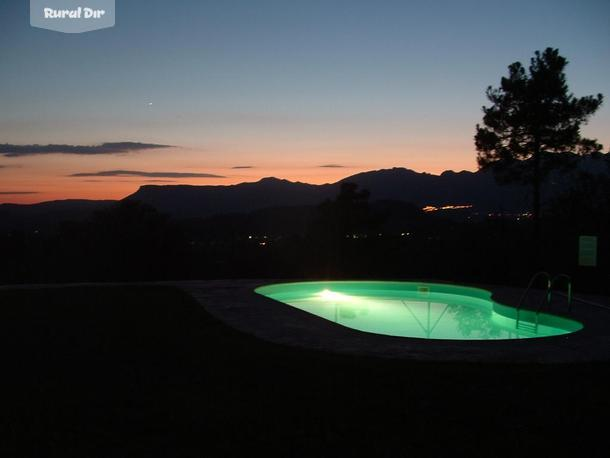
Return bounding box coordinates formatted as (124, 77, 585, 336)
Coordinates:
(178, 279, 610, 364)
(2, 279, 609, 363)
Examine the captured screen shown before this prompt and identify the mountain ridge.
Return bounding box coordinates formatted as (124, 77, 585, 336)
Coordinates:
(2, 156, 608, 229)
(124, 166, 527, 218)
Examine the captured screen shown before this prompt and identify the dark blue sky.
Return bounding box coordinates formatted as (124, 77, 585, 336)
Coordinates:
(1, 0, 609, 201)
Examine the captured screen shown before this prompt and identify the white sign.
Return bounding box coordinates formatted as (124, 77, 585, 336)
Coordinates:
(31, 0, 115, 33)
(578, 235, 597, 267)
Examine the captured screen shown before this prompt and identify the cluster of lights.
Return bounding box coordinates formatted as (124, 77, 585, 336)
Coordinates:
(483, 212, 532, 219)
(247, 235, 270, 247)
(345, 233, 367, 239)
(345, 232, 412, 239)
(422, 204, 473, 212)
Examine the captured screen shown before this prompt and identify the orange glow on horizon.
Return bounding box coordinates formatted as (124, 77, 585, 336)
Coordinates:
(0, 145, 479, 204)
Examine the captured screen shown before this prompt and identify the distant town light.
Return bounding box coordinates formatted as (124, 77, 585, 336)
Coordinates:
(422, 204, 473, 212)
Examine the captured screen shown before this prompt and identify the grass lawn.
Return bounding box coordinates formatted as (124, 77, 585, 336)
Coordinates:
(1, 285, 608, 457)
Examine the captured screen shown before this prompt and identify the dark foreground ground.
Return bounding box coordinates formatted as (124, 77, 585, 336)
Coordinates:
(1, 286, 609, 457)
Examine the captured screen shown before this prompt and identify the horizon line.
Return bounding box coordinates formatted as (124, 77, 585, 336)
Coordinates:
(0, 165, 479, 205)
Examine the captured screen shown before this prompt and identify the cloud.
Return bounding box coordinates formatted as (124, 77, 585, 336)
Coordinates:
(69, 170, 225, 178)
(319, 164, 345, 168)
(80, 179, 178, 183)
(0, 191, 39, 195)
(232, 165, 255, 169)
(0, 142, 172, 157)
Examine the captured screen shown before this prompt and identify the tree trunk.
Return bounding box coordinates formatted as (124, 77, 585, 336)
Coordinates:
(532, 150, 542, 267)
(533, 171, 540, 234)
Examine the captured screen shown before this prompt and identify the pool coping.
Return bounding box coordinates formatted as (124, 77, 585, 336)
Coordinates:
(1, 279, 609, 363)
(178, 279, 610, 364)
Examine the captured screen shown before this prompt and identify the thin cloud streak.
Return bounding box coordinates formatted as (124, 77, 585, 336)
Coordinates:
(70, 170, 225, 178)
(319, 164, 346, 168)
(0, 142, 172, 157)
(0, 191, 39, 195)
(232, 165, 255, 169)
(80, 179, 178, 183)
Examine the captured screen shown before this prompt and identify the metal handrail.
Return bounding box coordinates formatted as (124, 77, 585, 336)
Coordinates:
(546, 274, 573, 313)
(517, 271, 551, 312)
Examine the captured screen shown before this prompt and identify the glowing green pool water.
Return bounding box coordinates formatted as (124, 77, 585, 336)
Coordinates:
(255, 281, 583, 340)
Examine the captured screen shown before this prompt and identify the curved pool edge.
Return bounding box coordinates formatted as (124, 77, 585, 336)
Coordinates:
(177, 279, 610, 364)
(255, 280, 584, 340)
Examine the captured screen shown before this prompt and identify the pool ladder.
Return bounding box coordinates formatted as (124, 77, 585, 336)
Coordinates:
(515, 271, 573, 333)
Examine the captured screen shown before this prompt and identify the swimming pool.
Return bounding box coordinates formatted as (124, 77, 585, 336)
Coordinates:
(255, 281, 583, 340)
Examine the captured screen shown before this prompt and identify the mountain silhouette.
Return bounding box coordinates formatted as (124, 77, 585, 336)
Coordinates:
(0, 199, 115, 232)
(126, 177, 334, 218)
(2, 156, 607, 230)
(126, 156, 608, 218)
(125, 167, 530, 218)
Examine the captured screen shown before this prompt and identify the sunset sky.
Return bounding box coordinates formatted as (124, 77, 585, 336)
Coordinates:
(1, 0, 609, 203)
